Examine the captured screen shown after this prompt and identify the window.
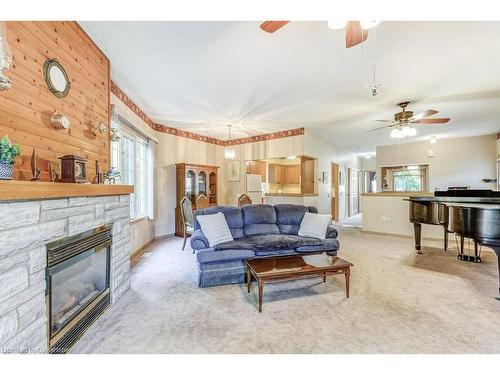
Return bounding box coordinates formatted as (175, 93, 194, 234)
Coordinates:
(381, 165, 428, 192)
(111, 115, 153, 220)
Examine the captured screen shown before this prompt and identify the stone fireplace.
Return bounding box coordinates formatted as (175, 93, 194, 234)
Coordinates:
(0, 192, 132, 353)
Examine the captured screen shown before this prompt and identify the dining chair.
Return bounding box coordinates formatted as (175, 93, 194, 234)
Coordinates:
(196, 194, 210, 209)
(238, 194, 252, 207)
(180, 196, 195, 251)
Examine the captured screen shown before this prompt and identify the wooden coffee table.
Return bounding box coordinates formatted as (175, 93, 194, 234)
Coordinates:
(245, 254, 353, 312)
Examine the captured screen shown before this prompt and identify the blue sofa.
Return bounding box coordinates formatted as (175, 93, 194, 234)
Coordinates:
(191, 204, 340, 287)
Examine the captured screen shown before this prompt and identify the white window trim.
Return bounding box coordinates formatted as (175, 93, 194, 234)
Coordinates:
(111, 114, 154, 221)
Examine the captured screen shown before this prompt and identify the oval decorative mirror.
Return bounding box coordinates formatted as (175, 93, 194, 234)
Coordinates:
(43, 58, 70, 98)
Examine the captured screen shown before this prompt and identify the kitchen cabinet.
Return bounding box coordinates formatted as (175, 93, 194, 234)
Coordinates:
(284, 165, 301, 184)
(269, 164, 301, 185)
(246, 160, 267, 182)
(301, 158, 315, 194)
(269, 164, 285, 184)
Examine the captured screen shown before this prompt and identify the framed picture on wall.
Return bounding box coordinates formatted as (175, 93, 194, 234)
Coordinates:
(322, 172, 329, 184)
(228, 160, 240, 182)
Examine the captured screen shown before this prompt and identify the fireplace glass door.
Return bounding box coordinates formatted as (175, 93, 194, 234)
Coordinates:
(48, 244, 110, 337)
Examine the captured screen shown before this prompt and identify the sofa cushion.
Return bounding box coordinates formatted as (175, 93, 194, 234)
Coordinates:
(196, 212, 233, 246)
(195, 206, 244, 239)
(253, 248, 298, 257)
(244, 223, 280, 236)
(326, 225, 338, 239)
(214, 234, 322, 252)
(275, 204, 308, 235)
(307, 206, 319, 214)
(242, 204, 277, 224)
(298, 212, 331, 239)
(242, 204, 279, 235)
(295, 238, 340, 253)
(277, 224, 301, 235)
(196, 247, 255, 264)
(190, 229, 210, 250)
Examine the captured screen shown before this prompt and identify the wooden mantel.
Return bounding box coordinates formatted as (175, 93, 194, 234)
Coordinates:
(0, 180, 134, 201)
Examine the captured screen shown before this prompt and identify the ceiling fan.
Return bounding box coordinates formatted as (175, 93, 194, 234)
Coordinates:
(260, 21, 375, 48)
(367, 101, 451, 138)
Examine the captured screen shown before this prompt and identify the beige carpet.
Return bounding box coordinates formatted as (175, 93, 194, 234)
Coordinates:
(71, 228, 500, 354)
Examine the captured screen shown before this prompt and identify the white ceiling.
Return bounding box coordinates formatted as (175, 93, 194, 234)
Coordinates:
(80, 21, 500, 152)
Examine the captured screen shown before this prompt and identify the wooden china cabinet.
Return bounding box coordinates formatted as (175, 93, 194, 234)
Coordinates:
(175, 163, 219, 237)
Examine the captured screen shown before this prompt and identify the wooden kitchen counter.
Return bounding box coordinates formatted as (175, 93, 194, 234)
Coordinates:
(362, 192, 433, 197)
(0, 180, 134, 201)
(264, 193, 318, 197)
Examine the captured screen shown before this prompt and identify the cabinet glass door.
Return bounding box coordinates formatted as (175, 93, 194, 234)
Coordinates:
(209, 172, 217, 204)
(186, 170, 196, 205)
(198, 171, 207, 195)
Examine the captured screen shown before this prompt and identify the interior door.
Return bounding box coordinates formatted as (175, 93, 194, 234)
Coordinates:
(346, 167, 351, 217)
(350, 169, 360, 215)
(331, 163, 340, 221)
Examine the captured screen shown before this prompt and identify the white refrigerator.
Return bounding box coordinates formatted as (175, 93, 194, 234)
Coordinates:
(246, 174, 263, 204)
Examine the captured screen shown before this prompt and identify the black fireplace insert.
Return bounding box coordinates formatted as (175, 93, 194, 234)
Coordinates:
(46, 225, 112, 353)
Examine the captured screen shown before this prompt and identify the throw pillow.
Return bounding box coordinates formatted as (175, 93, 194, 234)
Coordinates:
(298, 212, 331, 239)
(196, 212, 233, 246)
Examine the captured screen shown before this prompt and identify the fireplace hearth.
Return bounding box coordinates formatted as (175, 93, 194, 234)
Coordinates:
(46, 225, 112, 353)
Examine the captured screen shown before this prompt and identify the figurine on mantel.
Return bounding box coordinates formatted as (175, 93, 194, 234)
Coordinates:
(48, 162, 58, 182)
(104, 167, 120, 184)
(30, 147, 41, 181)
(92, 160, 104, 184)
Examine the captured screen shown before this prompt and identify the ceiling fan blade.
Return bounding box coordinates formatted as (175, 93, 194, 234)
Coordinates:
(345, 21, 368, 48)
(367, 124, 395, 132)
(410, 110, 438, 121)
(415, 118, 451, 124)
(260, 21, 290, 33)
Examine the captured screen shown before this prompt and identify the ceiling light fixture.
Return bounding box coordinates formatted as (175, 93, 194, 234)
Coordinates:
(390, 125, 417, 139)
(224, 125, 236, 160)
(367, 24, 381, 96)
(327, 20, 347, 30)
(0, 21, 13, 91)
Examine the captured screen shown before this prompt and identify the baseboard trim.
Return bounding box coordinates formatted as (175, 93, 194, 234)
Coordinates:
(130, 238, 155, 261)
(360, 229, 443, 242)
(155, 233, 175, 240)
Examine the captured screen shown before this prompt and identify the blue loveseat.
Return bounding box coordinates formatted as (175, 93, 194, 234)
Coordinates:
(191, 204, 340, 287)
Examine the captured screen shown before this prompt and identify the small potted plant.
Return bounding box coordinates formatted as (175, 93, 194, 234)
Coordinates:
(0, 135, 21, 180)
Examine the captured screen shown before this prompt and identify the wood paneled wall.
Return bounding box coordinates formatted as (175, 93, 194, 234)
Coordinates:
(0, 21, 110, 181)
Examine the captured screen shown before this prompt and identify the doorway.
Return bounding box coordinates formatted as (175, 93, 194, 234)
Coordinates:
(331, 163, 340, 222)
(347, 167, 360, 217)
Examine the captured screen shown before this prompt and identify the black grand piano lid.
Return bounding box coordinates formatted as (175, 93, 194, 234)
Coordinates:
(435, 189, 500, 197)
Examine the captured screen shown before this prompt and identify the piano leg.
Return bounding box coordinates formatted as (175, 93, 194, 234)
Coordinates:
(497, 256, 500, 301)
(457, 235, 465, 260)
(493, 247, 500, 301)
(414, 223, 422, 254)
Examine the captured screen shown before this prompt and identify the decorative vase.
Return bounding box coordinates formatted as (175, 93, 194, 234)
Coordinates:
(0, 162, 13, 180)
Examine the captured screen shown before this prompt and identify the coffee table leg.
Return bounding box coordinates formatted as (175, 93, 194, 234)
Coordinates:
(247, 268, 251, 293)
(345, 268, 350, 298)
(258, 281, 264, 313)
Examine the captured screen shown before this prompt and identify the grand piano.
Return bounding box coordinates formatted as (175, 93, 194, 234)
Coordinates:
(407, 189, 500, 299)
